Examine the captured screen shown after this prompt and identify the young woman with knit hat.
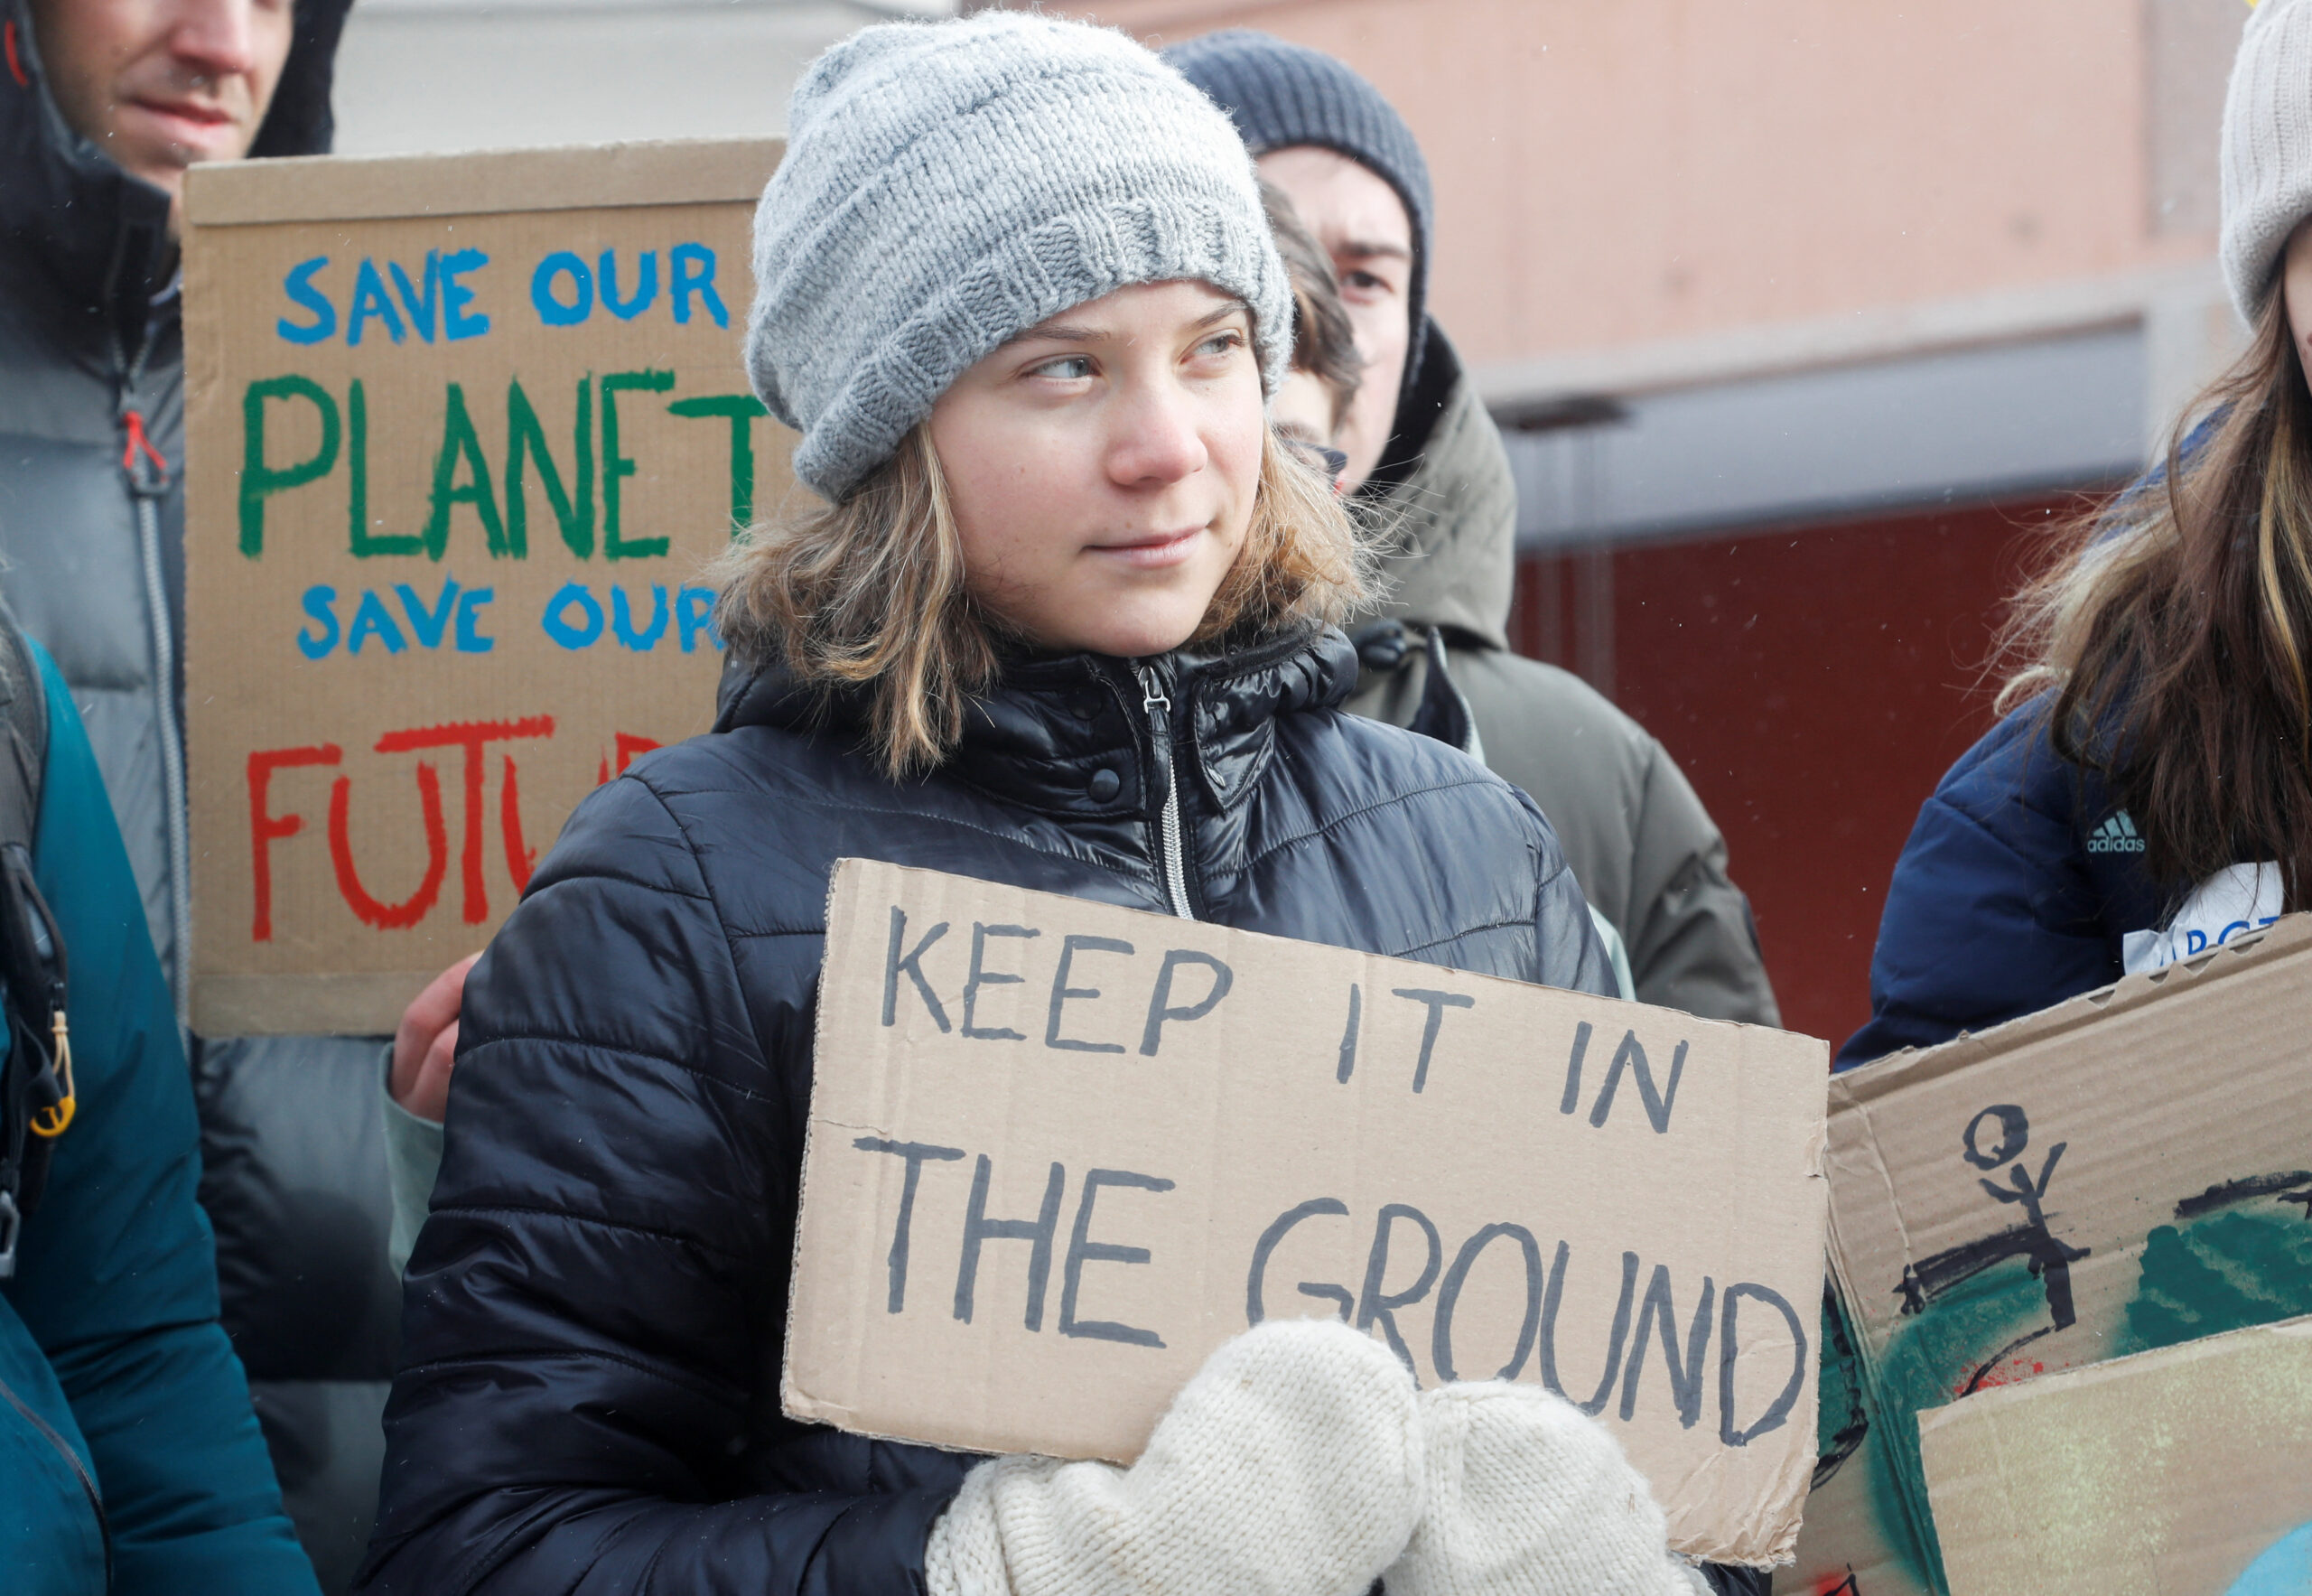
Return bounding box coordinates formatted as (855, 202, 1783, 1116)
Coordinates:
(1843, 0, 2312, 1065)
(356, 14, 1718, 1596)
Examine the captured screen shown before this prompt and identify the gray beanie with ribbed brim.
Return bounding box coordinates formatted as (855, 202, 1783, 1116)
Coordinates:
(2223, 0, 2312, 322)
(1163, 31, 1435, 403)
(746, 13, 1292, 502)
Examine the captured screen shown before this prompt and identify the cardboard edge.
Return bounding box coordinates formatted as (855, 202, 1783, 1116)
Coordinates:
(192, 971, 429, 1036)
(1828, 912, 2312, 1109)
(778, 856, 864, 1432)
(1666, 1512, 1803, 1572)
(185, 137, 785, 228)
(1912, 1392, 2032, 1596)
(783, 1377, 999, 1464)
(1915, 1309, 2312, 1433)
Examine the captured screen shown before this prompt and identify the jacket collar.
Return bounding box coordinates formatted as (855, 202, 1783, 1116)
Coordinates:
(1353, 327, 1518, 652)
(714, 626, 1361, 817)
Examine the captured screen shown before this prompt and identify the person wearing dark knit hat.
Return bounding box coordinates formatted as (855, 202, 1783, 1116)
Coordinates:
(1165, 30, 1433, 492)
(1169, 29, 1782, 1034)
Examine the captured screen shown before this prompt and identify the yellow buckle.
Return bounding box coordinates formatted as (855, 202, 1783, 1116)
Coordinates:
(29, 1012, 72, 1138)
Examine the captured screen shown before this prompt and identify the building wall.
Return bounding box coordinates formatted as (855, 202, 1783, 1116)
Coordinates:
(1514, 498, 2081, 1048)
(331, 0, 952, 158)
(1045, 1, 2238, 382)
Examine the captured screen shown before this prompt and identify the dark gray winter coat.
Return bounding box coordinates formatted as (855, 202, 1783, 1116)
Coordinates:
(359, 629, 1612, 1592)
(1346, 328, 1782, 1029)
(0, 5, 392, 1590)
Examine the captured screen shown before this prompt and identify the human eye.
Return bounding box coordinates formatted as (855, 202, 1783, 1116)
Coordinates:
(1028, 354, 1095, 381)
(1194, 329, 1246, 359)
(1341, 269, 1394, 296)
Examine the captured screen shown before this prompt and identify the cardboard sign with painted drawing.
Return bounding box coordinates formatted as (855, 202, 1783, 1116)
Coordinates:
(1788, 917, 2312, 1596)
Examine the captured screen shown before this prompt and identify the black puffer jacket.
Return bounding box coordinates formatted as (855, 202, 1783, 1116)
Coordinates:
(358, 628, 1610, 1592)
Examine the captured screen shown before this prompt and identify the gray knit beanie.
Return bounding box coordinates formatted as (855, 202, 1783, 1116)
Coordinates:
(1164, 31, 1435, 399)
(2222, 0, 2312, 322)
(746, 13, 1292, 502)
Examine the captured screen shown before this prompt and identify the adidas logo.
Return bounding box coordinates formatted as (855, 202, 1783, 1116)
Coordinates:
(2087, 810, 2148, 854)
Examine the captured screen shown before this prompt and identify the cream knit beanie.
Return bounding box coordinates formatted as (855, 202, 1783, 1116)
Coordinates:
(746, 13, 1292, 501)
(2222, 0, 2312, 322)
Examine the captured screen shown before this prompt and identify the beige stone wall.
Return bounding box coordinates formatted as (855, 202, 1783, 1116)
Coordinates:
(1036, 0, 2247, 423)
(335, 0, 2254, 436)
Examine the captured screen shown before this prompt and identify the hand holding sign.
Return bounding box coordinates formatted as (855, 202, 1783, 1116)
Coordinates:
(389, 952, 477, 1124)
(1390, 1382, 1709, 1596)
(926, 1319, 1422, 1596)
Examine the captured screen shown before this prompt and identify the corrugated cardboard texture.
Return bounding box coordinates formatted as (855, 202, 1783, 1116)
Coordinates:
(787, 860, 1832, 1567)
(1919, 1315, 2312, 1596)
(181, 141, 789, 1032)
(1785, 918, 2312, 1595)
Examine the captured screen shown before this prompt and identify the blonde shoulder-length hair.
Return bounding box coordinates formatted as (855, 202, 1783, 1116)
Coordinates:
(713, 426, 1371, 779)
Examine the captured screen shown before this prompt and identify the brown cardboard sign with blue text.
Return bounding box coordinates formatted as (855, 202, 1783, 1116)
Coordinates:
(785, 859, 1832, 1567)
(182, 140, 789, 1035)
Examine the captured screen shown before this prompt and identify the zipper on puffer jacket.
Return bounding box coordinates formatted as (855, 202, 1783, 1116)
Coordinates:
(0, 1367, 112, 1589)
(1133, 663, 1196, 919)
(109, 320, 191, 1035)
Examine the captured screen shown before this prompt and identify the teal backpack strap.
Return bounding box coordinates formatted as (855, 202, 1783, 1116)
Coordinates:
(0, 600, 69, 1278)
(0, 596, 48, 878)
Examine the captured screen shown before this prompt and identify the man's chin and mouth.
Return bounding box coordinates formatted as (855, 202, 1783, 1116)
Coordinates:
(118, 98, 251, 168)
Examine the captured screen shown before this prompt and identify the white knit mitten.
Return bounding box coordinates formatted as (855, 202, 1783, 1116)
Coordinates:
(1382, 1382, 1710, 1596)
(923, 1318, 1422, 1596)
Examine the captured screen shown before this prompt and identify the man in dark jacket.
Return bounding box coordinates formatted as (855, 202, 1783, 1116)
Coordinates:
(0, 616, 320, 1596)
(0, 3, 395, 1589)
(1167, 32, 1781, 1029)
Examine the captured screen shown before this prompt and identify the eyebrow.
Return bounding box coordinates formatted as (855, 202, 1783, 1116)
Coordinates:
(1008, 297, 1253, 346)
(1336, 239, 1412, 262)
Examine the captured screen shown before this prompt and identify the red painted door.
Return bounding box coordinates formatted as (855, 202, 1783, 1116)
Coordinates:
(1512, 495, 2084, 1049)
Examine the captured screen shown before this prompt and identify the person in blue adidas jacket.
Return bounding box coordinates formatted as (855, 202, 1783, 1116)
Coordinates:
(0, 634, 318, 1595)
(1843, 0, 2312, 1069)
(1836, 699, 2174, 1067)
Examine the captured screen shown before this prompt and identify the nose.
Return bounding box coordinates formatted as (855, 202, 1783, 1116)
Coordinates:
(1105, 376, 1208, 490)
(168, 0, 264, 80)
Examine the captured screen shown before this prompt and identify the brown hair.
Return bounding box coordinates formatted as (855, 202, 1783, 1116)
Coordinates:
(714, 425, 1369, 779)
(2000, 289, 2312, 902)
(1260, 178, 1364, 429)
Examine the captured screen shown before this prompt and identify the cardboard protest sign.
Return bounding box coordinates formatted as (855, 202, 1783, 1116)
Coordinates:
(785, 859, 1832, 1566)
(1917, 1315, 2312, 1596)
(181, 140, 789, 1034)
(1786, 917, 2312, 1596)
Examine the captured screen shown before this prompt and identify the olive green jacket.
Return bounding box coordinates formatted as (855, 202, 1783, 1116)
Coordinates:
(1345, 365, 1781, 1027)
